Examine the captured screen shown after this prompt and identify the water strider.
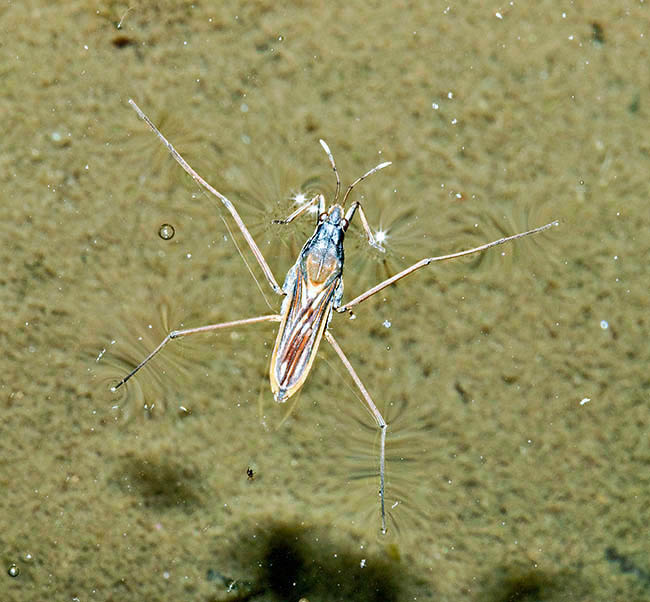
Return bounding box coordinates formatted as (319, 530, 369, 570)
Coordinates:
(113, 99, 558, 533)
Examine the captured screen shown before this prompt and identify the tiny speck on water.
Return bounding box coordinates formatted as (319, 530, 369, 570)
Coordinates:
(158, 223, 175, 240)
(8, 564, 19, 577)
(600, 320, 609, 330)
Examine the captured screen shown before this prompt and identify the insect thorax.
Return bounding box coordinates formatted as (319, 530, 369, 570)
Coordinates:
(302, 222, 344, 287)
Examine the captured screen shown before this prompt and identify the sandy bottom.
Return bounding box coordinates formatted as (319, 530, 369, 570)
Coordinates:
(1, 2, 648, 601)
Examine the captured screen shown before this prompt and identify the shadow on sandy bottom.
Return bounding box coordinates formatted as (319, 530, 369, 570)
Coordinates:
(206, 521, 600, 602)
(204, 522, 412, 602)
(479, 564, 592, 602)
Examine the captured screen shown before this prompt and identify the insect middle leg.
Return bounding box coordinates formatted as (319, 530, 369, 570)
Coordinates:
(324, 330, 388, 534)
(337, 220, 558, 313)
(128, 99, 285, 297)
(112, 314, 281, 391)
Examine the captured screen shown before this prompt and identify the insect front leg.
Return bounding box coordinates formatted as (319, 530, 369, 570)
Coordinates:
(272, 194, 325, 225)
(345, 202, 386, 253)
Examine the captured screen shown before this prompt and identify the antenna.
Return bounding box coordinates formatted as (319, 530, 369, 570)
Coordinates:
(341, 160, 392, 206)
(319, 139, 341, 204)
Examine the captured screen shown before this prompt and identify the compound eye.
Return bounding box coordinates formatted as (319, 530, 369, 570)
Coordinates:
(341, 218, 350, 230)
(318, 212, 328, 222)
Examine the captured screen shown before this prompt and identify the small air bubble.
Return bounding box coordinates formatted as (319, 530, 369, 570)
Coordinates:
(158, 224, 175, 240)
(7, 564, 19, 577)
(600, 320, 609, 330)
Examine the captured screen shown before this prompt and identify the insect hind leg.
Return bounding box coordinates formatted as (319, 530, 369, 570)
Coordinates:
(325, 330, 388, 534)
(112, 314, 281, 391)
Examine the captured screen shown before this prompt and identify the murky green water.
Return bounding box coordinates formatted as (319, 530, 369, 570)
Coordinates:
(2, 2, 648, 600)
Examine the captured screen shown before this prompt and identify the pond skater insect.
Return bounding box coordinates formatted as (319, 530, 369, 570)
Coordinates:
(114, 99, 558, 533)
